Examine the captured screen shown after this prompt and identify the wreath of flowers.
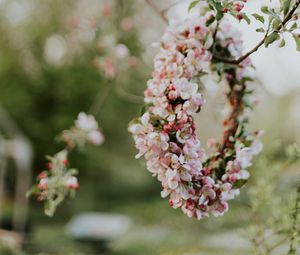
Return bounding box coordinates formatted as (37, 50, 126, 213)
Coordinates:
(129, 16, 263, 220)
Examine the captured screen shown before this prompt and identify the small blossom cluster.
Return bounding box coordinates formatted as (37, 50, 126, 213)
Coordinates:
(28, 150, 79, 217)
(196, 0, 248, 22)
(29, 112, 104, 216)
(129, 16, 262, 220)
(222, 1, 247, 20)
(68, 3, 138, 79)
(62, 112, 104, 148)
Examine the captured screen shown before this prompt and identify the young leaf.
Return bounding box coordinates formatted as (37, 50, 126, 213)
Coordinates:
(264, 32, 280, 47)
(292, 34, 300, 51)
(206, 15, 215, 26)
(233, 179, 247, 189)
(26, 185, 39, 197)
(261, 6, 269, 14)
(243, 14, 251, 24)
(252, 13, 265, 24)
(290, 22, 298, 31)
(256, 27, 265, 33)
(216, 10, 224, 21)
(282, 0, 291, 17)
(268, 9, 282, 23)
(261, 7, 282, 25)
(188, 0, 199, 12)
(279, 38, 286, 47)
(272, 19, 281, 30)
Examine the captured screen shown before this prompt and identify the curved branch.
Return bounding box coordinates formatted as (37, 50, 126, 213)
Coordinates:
(116, 85, 144, 104)
(144, 0, 168, 24)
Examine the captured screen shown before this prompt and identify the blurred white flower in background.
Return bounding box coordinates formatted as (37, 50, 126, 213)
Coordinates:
(44, 34, 67, 66)
(114, 44, 130, 59)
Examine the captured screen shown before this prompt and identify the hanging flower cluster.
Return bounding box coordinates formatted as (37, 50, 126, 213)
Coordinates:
(31, 150, 78, 217)
(62, 112, 105, 148)
(28, 112, 104, 216)
(129, 16, 262, 220)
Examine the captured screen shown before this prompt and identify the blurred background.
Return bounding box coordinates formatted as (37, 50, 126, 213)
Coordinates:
(0, 0, 299, 254)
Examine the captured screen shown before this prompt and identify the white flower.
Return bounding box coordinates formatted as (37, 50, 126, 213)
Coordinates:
(114, 44, 129, 59)
(87, 130, 104, 145)
(75, 112, 98, 132)
(173, 78, 198, 100)
(236, 147, 254, 168)
(128, 112, 152, 135)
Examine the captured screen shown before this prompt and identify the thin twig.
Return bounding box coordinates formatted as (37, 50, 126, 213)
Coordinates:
(88, 80, 114, 115)
(287, 186, 300, 255)
(266, 236, 288, 253)
(161, 0, 181, 17)
(144, 0, 168, 24)
(116, 85, 144, 104)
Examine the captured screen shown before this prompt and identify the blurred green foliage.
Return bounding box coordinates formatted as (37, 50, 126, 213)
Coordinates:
(0, 0, 156, 219)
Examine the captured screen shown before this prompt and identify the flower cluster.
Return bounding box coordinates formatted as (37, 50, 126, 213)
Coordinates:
(62, 112, 104, 148)
(27, 150, 79, 217)
(222, 0, 247, 20)
(129, 16, 262, 220)
(29, 112, 104, 216)
(194, 0, 249, 23)
(68, 3, 139, 79)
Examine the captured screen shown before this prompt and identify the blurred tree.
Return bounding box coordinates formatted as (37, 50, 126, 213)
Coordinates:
(0, 0, 155, 219)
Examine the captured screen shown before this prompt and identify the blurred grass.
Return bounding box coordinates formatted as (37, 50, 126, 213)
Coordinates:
(26, 197, 252, 255)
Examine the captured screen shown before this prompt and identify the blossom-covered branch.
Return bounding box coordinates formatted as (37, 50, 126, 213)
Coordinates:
(129, 13, 262, 219)
(129, 0, 300, 220)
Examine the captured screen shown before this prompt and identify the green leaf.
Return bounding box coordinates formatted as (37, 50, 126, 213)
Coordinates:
(282, 0, 291, 17)
(216, 10, 224, 21)
(140, 104, 148, 116)
(188, 0, 200, 12)
(233, 179, 247, 189)
(290, 22, 298, 31)
(272, 19, 281, 30)
(26, 185, 39, 197)
(243, 14, 251, 24)
(261, 6, 269, 14)
(261, 6, 282, 26)
(264, 32, 280, 47)
(256, 27, 265, 33)
(252, 13, 265, 23)
(292, 33, 300, 51)
(206, 15, 215, 26)
(268, 9, 282, 23)
(279, 38, 286, 47)
(207, 0, 223, 20)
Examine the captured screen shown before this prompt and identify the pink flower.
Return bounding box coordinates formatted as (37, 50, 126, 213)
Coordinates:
(65, 176, 79, 190)
(87, 130, 104, 145)
(120, 17, 134, 31)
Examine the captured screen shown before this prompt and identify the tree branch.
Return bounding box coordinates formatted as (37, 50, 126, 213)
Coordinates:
(144, 0, 168, 24)
(161, 0, 181, 17)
